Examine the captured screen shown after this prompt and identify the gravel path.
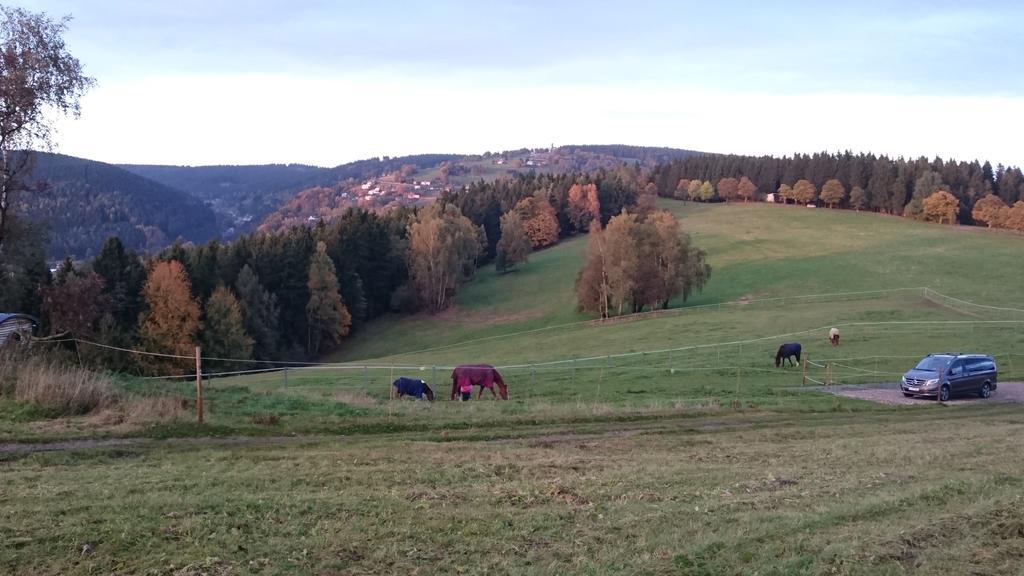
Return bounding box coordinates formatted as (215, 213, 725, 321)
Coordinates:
(828, 381, 1024, 406)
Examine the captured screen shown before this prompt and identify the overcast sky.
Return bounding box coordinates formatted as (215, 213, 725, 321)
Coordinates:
(21, 0, 1024, 167)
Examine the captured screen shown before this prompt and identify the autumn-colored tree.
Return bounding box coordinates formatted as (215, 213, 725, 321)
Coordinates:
(632, 211, 682, 311)
(717, 177, 739, 202)
(850, 186, 868, 211)
(407, 203, 481, 312)
(687, 180, 702, 200)
(0, 6, 94, 249)
(306, 241, 352, 355)
(514, 195, 560, 248)
(138, 260, 202, 375)
(922, 190, 960, 225)
(636, 192, 658, 216)
(972, 194, 1009, 228)
(820, 179, 846, 208)
(737, 176, 757, 202)
(495, 210, 532, 273)
(41, 271, 109, 339)
(697, 180, 715, 202)
(644, 182, 659, 197)
(566, 183, 600, 232)
(577, 210, 711, 316)
(791, 179, 818, 204)
(675, 179, 691, 200)
(603, 211, 639, 316)
(202, 286, 253, 369)
(777, 183, 793, 203)
(1003, 201, 1024, 232)
(575, 221, 610, 318)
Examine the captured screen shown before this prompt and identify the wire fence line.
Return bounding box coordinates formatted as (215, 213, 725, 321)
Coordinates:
(26, 287, 1024, 391)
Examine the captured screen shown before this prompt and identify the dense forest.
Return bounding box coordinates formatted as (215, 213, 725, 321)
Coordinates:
(649, 151, 1024, 227)
(16, 153, 220, 259)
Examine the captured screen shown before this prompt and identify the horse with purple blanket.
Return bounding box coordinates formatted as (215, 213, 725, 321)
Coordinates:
(392, 377, 435, 401)
(450, 364, 509, 400)
(774, 342, 802, 367)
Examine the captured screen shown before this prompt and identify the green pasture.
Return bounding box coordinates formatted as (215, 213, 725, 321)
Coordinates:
(331, 201, 1024, 363)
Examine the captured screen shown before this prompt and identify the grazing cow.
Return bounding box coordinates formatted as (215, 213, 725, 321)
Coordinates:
(392, 377, 435, 401)
(450, 364, 508, 400)
(775, 342, 802, 367)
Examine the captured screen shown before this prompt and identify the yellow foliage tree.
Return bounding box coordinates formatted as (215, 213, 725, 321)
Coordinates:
(138, 260, 201, 374)
(972, 194, 1009, 228)
(820, 179, 846, 208)
(922, 190, 960, 225)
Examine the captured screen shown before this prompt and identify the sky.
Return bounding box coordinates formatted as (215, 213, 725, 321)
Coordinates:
(20, 0, 1024, 167)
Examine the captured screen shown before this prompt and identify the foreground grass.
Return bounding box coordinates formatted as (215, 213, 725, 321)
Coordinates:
(3, 405, 1023, 575)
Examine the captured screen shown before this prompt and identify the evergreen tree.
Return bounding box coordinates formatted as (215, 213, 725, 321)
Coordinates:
(91, 236, 146, 332)
(306, 241, 352, 355)
(201, 285, 254, 370)
(235, 264, 281, 360)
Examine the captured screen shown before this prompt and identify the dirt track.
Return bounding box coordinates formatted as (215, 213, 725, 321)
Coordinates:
(828, 381, 1024, 406)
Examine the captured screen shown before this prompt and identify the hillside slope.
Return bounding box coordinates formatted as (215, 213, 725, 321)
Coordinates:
(328, 201, 1024, 364)
(15, 153, 220, 259)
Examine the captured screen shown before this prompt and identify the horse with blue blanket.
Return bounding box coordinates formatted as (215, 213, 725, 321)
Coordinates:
(775, 342, 802, 367)
(392, 377, 435, 401)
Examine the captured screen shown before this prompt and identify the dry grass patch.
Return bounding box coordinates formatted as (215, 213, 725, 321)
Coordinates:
(334, 389, 380, 408)
(4, 358, 117, 415)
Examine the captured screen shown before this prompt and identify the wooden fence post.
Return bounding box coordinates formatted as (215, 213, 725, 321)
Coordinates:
(802, 355, 808, 386)
(195, 346, 204, 424)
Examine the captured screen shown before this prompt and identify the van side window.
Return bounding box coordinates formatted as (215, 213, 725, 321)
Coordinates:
(949, 362, 964, 377)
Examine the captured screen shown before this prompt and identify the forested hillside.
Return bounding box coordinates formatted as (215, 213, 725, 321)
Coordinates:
(122, 154, 463, 233)
(15, 153, 220, 259)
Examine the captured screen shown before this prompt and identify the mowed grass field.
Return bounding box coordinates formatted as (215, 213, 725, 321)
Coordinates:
(5, 408, 1024, 574)
(4, 201, 1024, 574)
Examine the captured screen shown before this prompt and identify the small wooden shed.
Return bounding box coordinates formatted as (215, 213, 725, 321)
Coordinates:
(0, 313, 38, 348)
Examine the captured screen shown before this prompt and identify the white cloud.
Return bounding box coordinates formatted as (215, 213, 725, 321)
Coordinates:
(52, 74, 1024, 167)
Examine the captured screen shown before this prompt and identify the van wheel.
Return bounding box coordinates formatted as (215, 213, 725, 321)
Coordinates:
(938, 385, 950, 402)
(980, 382, 991, 399)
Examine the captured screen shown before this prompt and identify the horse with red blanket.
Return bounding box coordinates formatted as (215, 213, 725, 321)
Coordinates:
(450, 364, 508, 400)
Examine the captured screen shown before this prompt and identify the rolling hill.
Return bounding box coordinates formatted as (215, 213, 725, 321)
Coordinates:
(125, 146, 702, 234)
(15, 153, 220, 259)
(325, 200, 1024, 366)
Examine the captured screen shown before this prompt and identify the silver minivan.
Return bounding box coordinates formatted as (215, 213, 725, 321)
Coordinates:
(900, 353, 998, 401)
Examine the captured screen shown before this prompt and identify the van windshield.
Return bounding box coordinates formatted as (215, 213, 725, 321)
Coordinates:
(914, 357, 949, 371)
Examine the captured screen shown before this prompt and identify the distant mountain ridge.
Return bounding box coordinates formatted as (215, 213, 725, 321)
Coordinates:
(15, 153, 220, 260)
(14, 145, 701, 259)
(121, 154, 464, 234)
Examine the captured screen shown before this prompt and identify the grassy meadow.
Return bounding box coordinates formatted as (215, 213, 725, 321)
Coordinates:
(4, 201, 1024, 574)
